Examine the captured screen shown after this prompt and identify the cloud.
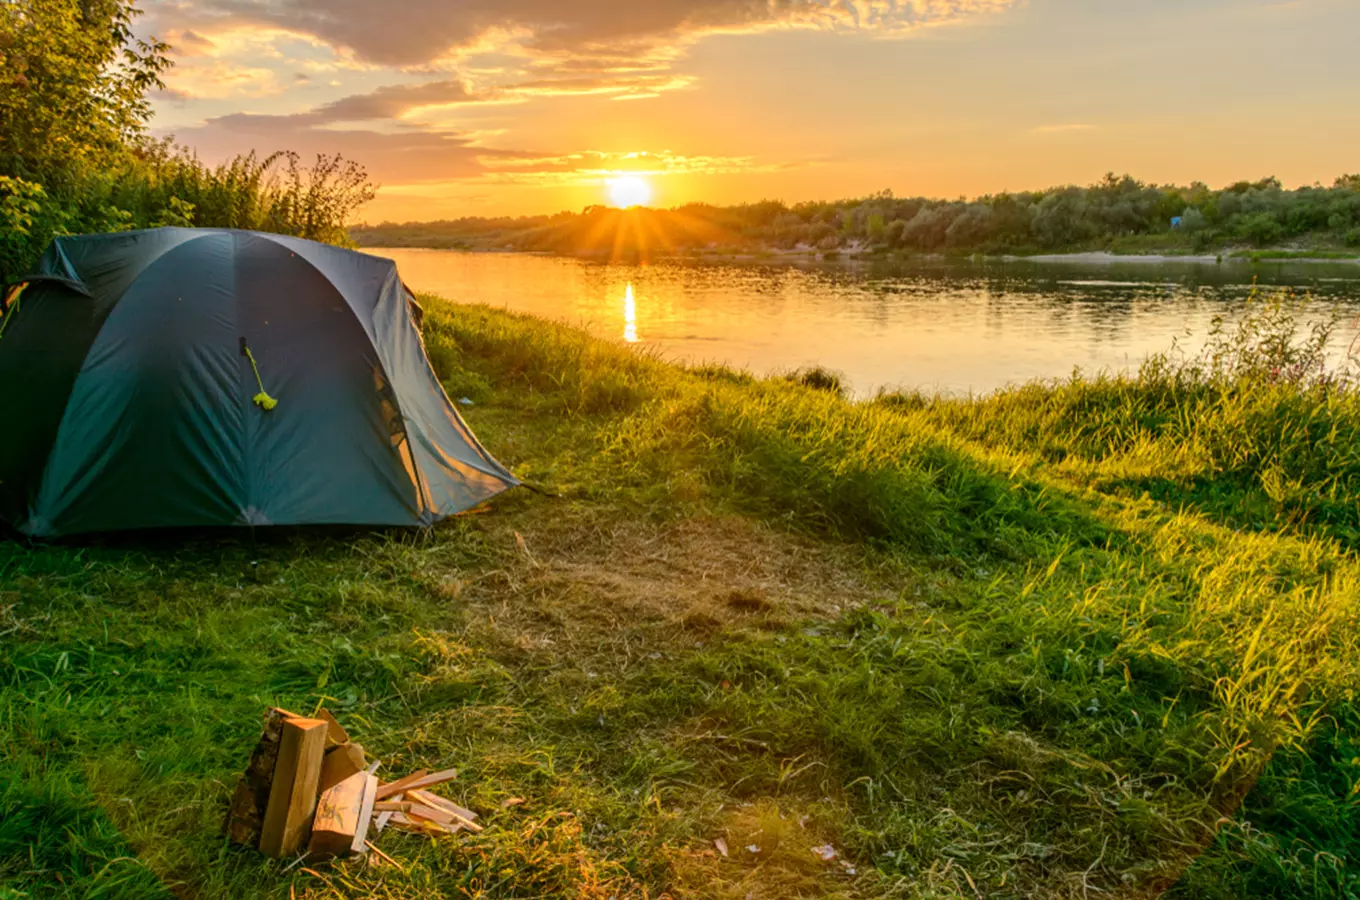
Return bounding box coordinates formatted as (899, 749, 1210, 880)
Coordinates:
(310, 79, 485, 121)
(164, 28, 218, 57)
(164, 58, 286, 98)
(161, 0, 1018, 68)
(169, 112, 494, 183)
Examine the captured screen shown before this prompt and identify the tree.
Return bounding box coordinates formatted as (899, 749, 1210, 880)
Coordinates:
(865, 212, 886, 243)
(0, 0, 169, 186)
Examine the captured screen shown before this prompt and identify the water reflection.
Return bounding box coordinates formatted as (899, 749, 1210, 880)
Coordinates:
(623, 282, 638, 343)
(373, 248, 1360, 397)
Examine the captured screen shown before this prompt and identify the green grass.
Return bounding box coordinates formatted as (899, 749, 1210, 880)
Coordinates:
(2, 294, 1357, 898)
(1231, 250, 1360, 262)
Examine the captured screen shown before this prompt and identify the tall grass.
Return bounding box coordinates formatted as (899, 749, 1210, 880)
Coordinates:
(0, 145, 375, 283)
(880, 291, 1360, 550)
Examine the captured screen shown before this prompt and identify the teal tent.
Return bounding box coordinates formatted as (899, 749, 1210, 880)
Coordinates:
(0, 228, 517, 538)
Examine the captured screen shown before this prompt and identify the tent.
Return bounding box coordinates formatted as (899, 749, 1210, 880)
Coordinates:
(0, 228, 518, 538)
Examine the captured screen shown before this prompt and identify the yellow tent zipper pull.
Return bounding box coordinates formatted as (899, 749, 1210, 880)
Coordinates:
(240, 338, 279, 410)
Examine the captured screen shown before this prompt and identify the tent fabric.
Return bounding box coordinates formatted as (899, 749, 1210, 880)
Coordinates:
(0, 227, 518, 538)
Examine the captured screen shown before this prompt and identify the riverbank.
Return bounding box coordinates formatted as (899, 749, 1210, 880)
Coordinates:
(1018, 250, 1360, 265)
(355, 237, 1360, 267)
(2, 295, 1356, 898)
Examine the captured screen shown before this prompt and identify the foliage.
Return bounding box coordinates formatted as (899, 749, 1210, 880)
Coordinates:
(0, 1, 375, 284)
(353, 171, 1360, 260)
(0, 0, 170, 185)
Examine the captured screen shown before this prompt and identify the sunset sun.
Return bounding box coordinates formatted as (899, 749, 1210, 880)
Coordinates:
(607, 175, 652, 208)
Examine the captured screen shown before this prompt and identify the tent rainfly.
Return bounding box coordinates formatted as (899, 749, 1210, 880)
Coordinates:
(0, 228, 518, 538)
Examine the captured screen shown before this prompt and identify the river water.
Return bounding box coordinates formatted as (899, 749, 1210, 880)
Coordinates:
(371, 249, 1360, 397)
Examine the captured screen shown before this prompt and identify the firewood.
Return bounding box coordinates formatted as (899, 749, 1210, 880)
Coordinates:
(405, 796, 483, 833)
(259, 717, 328, 858)
(372, 800, 413, 812)
(409, 789, 477, 824)
(316, 708, 349, 748)
(351, 772, 378, 855)
(307, 770, 369, 858)
(374, 767, 457, 799)
(406, 803, 452, 824)
(223, 708, 293, 846)
(373, 769, 428, 800)
(319, 742, 366, 793)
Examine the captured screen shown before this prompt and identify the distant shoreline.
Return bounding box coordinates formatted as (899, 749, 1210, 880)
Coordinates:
(364, 244, 1360, 267)
(1015, 250, 1360, 265)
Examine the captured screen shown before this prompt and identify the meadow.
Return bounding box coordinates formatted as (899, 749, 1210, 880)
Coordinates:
(2, 292, 1357, 899)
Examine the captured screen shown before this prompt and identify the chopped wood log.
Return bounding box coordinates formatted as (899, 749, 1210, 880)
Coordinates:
(373, 769, 428, 800)
(372, 800, 413, 812)
(258, 717, 328, 858)
(223, 708, 293, 846)
(316, 708, 349, 748)
(307, 770, 369, 858)
(319, 742, 366, 793)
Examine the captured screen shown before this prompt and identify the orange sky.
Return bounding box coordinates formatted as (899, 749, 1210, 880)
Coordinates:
(142, 0, 1360, 222)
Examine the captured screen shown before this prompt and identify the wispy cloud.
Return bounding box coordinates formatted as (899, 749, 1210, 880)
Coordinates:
(160, 0, 1019, 68)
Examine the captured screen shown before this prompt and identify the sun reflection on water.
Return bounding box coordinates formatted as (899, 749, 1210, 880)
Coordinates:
(623, 282, 638, 343)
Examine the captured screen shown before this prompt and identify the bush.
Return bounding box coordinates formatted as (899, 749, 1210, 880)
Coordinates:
(783, 366, 847, 396)
(1237, 213, 1285, 247)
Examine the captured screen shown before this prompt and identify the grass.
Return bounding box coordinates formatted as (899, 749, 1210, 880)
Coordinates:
(2, 293, 1358, 898)
(1231, 250, 1360, 262)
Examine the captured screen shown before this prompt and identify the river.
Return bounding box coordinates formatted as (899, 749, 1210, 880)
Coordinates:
(370, 249, 1360, 397)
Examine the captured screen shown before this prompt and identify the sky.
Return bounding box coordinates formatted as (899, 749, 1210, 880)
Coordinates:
(141, 0, 1360, 222)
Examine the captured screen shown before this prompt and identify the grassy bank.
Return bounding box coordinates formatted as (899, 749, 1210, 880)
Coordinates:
(2, 296, 1358, 898)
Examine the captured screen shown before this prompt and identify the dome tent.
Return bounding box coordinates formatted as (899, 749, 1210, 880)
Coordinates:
(0, 228, 517, 538)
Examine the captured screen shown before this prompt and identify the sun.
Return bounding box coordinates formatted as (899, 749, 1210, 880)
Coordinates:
(607, 175, 652, 208)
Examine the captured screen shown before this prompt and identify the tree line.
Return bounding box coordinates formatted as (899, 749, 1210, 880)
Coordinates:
(354, 173, 1360, 258)
(0, 0, 376, 284)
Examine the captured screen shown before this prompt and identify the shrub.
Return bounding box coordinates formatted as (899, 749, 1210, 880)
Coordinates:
(783, 366, 847, 396)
